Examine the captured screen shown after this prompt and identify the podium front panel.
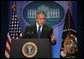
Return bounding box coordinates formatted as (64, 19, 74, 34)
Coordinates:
(10, 39, 52, 58)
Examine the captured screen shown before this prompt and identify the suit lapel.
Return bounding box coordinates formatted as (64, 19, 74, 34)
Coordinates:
(33, 24, 37, 33)
(34, 24, 38, 38)
(41, 25, 47, 38)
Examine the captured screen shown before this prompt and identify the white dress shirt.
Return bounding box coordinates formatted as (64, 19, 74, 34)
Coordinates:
(36, 23, 43, 32)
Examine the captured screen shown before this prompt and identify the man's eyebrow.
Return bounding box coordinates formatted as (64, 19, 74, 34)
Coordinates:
(40, 18, 45, 19)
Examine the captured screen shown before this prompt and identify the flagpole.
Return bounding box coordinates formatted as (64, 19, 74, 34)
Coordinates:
(64, 2, 72, 50)
(68, 2, 71, 36)
(12, 1, 16, 14)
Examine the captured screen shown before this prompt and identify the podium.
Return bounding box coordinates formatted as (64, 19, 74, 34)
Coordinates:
(10, 39, 52, 58)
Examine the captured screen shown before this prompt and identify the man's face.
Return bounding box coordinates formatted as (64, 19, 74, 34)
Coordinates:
(35, 14, 46, 26)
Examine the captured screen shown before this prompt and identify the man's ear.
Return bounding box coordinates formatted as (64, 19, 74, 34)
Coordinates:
(35, 17, 37, 21)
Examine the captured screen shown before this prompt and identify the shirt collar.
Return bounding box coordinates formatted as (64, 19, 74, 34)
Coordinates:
(36, 23, 43, 32)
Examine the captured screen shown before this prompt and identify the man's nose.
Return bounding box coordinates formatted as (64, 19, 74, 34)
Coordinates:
(42, 19, 45, 21)
(42, 20, 45, 22)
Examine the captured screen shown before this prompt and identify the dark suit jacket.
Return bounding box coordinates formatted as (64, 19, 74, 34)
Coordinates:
(22, 24, 56, 45)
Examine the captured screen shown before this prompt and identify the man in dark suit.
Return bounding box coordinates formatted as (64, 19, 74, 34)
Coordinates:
(22, 11, 56, 45)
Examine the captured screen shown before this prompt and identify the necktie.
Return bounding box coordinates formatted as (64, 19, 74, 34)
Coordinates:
(38, 26, 41, 39)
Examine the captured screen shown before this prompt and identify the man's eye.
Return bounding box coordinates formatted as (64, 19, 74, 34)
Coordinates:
(40, 19, 42, 20)
(39, 18, 45, 20)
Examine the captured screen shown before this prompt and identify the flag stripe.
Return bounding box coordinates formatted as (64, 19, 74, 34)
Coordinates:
(5, 33, 11, 58)
(5, 46, 10, 54)
(7, 37, 11, 47)
(7, 33, 11, 43)
(6, 42, 10, 51)
(5, 50, 9, 58)
(5, 55, 7, 58)
(16, 33, 22, 39)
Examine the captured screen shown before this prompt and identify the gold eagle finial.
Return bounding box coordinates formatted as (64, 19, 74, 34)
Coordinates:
(12, 1, 16, 12)
(68, 1, 72, 14)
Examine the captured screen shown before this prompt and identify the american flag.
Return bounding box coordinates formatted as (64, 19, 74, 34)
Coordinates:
(5, 2, 22, 58)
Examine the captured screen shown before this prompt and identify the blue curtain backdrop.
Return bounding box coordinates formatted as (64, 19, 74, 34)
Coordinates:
(1, 1, 83, 58)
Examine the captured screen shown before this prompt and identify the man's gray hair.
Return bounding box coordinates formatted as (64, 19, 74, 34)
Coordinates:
(36, 11, 47, 18)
